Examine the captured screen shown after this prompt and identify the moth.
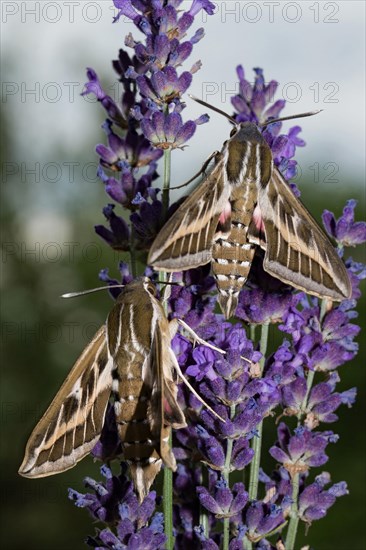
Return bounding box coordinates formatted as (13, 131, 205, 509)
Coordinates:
(18, 278, 223, 501)
(148, 102, 352, 318)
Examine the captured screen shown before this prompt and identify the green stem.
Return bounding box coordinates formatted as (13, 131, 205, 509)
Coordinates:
(222, 404, 236, 550)
(297, 369, 315, 425)
(162, 148, 171, 217)
(199, 467, 209, 538)
(284, 473, 300, 550)
(161, 143, 173, 549)
(129, 224, 137, 277)
(162, 278, 173, 549)
(163, 456, 174, 550)
(297, 298, 327, 424)
(250, 324, 256, 343)
(248, 323, 269, 503)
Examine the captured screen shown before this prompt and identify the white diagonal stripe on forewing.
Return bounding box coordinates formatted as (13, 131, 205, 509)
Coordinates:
(89, 365, 97, 435)
(206, 183, 218, 244)
(199, 190, 214, 252)
(285, 202, 291, 269)
(117, 304, 124, 350)
(255, 143, 261, 184)
(152, 161, 227, 261)
(268, 169, 344, 282)
(275, 183, 282, 257)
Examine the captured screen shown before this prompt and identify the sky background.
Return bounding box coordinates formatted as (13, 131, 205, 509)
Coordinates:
(1, 1, 365, 549)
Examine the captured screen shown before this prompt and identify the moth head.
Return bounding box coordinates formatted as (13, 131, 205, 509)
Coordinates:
(233, 121, 265, 144)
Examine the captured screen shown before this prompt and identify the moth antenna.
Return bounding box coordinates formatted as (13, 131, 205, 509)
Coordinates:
(156, 280, 184, 286)
(188, 94, 237, 126)
(261, 109, 323, 128)
(61, 284, 125, 298)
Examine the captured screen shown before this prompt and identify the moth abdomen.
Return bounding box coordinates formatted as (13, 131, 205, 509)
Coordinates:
(212, 184, 257, 318)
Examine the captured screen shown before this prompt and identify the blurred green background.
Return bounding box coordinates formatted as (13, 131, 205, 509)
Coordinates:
(1, 1, 365, 549)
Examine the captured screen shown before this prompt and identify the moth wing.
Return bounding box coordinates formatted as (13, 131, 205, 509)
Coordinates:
(148, 158, 231, 270)
(253, 166, 351, 300)
(148, 317, 186, 470)
(19, 325, 113, 478)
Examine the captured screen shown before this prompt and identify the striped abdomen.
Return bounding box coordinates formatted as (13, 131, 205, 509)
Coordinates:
(212, 182, 257, 318)
(114, 348, 166, 499)
(106, 286, 167, 500)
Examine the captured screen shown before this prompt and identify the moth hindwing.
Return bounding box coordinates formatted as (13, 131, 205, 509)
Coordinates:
(148, 121, 351, 318)
(18, 278, 187, 502)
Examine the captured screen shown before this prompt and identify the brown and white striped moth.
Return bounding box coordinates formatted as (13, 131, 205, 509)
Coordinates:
(18, 278, 223, 501)
(148, 118, 351, 318)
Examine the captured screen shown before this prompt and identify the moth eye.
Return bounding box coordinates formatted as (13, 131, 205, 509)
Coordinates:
(230, 127, 237, 137)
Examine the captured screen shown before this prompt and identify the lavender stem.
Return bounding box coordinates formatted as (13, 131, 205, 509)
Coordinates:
(163, 451, 174, 550)
(200, 467, 209, 537)
(162, 148, 171, 218)
(161, 142, 173, 548)
(248, 322, 269, 502)
(129, 224, 137, 278)
(223, 404, 236, 550)
(284, 473, 300, 550)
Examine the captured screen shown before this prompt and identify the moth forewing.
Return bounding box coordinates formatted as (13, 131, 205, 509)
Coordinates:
(256, 166, 352, 301)
(148, 315, 186, 470)
(148, 121, 351, 318)
(18, 326, 111, 478)
(147, 158, 231, 270)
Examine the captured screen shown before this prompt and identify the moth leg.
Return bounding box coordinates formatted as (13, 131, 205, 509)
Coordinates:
(170, 150, 220, 190)
(168, 348, 225, 423)
(168, 318, 179, 339)
(177, 318, 251, 364)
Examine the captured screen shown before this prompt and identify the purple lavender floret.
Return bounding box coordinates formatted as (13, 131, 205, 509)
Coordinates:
(322, 199, 366, 248)
(69, 464, 165, 549)
(298, 472, 348, 523)
(141, 110, 209, 149)
(130, 199, 164, 249)
(278, 299, 360, 374)
(197, 479, 248, 518)
(95, 204, 130, 251)
(83, 68, 128, 129)
(97, 159, 159, 211)
(97, 123, 163, 170)
(244, 502, 285, 542)
(231, 66, 284, 124)
(258, 466, 293, 510)
(269, 423, 337, 476)
(194, 525, 220, 550)
(236, 287, 302, 325)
